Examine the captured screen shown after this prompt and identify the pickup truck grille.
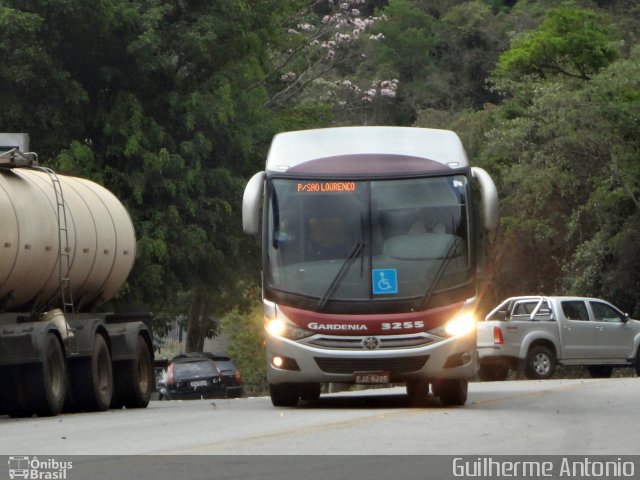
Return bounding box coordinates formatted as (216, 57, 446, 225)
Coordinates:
(305, 334, 434, 350)
(314, 355, 429, 374)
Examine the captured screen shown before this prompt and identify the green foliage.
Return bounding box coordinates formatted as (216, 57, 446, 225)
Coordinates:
(495, 5, 619, 81)
(478, 31, 640, 313)
(220, 307, 268, 395)
(2, 0, 640, 357)
(374, 0, 436, 80)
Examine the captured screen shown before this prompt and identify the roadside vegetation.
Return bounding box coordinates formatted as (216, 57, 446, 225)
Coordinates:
(2, 1, 638, 372)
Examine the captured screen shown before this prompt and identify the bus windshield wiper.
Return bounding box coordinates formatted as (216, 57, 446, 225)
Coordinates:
(317, 240, 364, 313)
(418, 237, 460, 310)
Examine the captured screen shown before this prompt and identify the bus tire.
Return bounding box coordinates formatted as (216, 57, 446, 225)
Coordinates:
(433, 379, 468, 406)
(299, 383, 321, 402)
(270, 383, 299, 407)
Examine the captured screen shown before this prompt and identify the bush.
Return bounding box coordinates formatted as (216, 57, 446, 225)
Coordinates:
(220, 307, 268, 395)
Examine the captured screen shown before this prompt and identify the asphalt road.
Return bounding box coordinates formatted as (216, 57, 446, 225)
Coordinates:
(0, 378, 638, 456)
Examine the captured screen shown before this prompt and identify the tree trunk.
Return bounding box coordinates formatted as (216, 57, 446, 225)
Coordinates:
(186, 289, 206, 352)
(185, 288, 216, 353)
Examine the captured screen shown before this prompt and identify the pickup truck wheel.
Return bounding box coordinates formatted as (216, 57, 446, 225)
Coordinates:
(433, 379, 468, 406)
(270, 383, 300, 407)
(478, 365, 509, 381)
(587, 366, 613, 378)
(524, 345, 556, 380)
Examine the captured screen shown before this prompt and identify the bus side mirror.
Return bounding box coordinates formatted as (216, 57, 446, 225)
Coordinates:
(471, 167, 499, 233)
(242, 171, 265, 235)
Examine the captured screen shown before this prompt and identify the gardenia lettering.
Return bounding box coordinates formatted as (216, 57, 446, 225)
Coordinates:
(308, 322, 367, 331)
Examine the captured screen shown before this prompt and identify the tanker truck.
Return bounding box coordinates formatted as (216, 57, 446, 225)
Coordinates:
(0, 133, 154, 417)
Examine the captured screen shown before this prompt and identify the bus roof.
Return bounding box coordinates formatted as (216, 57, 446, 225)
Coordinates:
(265, 126, 469, 173)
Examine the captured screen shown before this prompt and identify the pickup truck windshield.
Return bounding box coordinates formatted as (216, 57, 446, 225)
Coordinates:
(265, 175, 472, 313)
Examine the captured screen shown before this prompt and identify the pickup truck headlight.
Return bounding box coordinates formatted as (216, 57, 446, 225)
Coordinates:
(444, 312, 476, 337)
(266, 318, 314, 340)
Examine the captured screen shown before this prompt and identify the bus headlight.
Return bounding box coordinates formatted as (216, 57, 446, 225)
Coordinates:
(444, 312, 476, 337)
(266, 318, 287, 337)
(266, 318, 313, 340)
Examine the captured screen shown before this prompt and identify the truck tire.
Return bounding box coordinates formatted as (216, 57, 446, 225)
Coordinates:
(587, 366, 613, 378)
(27, 332, 67, 417)
(478, 364, 509, 381)
(270, 383, 299, 407)
(432, 379, 468, 406)
(68, 334, 113, 412)
(112, 336, 153, 409)
(524, 345, 556, 380)
(2, 366, 33, 418)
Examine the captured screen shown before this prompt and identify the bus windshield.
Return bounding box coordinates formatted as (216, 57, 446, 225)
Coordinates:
(265, 175, 472, 313)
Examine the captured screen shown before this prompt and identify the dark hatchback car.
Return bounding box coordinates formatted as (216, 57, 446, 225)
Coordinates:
(158, 353, 243, 400)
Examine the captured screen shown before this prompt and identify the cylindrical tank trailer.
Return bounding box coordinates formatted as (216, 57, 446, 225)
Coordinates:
(0, 168, 136, 312)
(0, 142, 153, 418)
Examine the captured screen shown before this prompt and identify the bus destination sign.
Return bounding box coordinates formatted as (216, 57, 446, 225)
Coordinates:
(297, 181, 357, 193)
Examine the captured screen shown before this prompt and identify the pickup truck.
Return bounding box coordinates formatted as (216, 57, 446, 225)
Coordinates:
(476, 296, 640, 380)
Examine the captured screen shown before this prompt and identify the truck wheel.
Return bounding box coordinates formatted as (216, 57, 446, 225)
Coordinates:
(112, 336, 153, 409)
(478, 364, 509, 381)
(432, 379, 468, 406)
(524, 345, 556, 380)
(3, 366, 33, 418)
(69, 334, 113, 412)
(635, 348, 640, 376)
(587, 366, 613, 378)
(27, 332, 67, 416)
(406, 380, 429, 399)
(270, 383, 300, 407)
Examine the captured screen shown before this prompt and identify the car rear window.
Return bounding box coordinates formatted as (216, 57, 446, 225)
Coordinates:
(173, 360, 218, 378)
(213, 360, 237, 372)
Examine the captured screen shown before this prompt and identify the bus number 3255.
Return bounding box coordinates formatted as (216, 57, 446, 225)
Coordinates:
(381, 321, 425, 331)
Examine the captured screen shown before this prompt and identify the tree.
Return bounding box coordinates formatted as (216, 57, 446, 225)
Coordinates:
(494, 5, 619, 81)
(475, 15, 638, 315)
(0, 0, 303, 351)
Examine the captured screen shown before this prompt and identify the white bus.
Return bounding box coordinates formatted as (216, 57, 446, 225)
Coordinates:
(243, 127, 498, 406)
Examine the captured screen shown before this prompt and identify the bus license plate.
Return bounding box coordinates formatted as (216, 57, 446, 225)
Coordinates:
(190, 380, 208, 387)
(355, 371, 390, 384)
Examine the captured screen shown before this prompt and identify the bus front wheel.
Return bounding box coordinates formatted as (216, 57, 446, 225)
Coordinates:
(270, 383, 299, 407)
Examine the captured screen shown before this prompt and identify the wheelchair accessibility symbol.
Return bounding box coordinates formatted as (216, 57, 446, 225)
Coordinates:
(372, 269, 398, 295)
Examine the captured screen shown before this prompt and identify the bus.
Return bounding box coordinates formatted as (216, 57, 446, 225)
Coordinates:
(242, 127, 498, 406)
